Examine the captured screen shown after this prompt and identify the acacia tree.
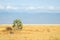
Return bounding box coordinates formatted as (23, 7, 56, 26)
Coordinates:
(12, 19, 23, 30)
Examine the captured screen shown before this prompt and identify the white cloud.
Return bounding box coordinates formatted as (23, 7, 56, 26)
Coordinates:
(0, 4, 60, 12)
(46, 6, 54, 10)
(6, 5, 19, 10)
(47, 6, 60, 11)
(25, 6, 36, 10)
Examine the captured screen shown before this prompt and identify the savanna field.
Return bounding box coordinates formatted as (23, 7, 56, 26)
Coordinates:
(0, 24, 60, 40)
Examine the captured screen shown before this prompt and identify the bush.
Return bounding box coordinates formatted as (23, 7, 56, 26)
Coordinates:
(12, 19, 23, 30)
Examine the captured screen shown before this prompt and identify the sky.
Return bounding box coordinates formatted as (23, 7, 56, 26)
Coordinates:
(0, 0, 60, 24)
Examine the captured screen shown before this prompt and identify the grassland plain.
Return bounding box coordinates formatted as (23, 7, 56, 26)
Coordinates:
(0, 24, 60, 40)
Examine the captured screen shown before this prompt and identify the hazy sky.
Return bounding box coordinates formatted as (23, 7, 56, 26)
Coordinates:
(0, 0, 60, 24)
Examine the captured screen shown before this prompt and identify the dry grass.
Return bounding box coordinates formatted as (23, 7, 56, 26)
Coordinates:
(0, 24, 60, 40)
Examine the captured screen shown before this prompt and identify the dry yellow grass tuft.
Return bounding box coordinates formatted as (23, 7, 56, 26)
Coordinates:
(0, 24, 60, 40)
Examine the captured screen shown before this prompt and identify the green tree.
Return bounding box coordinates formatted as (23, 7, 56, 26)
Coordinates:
(12, 19, 23, 30)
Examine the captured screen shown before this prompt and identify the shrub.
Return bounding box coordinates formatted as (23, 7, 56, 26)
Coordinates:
(12, 19, 23, 30)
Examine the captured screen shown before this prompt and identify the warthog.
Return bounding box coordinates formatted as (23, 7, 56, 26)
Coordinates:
(6, 27, 14, 34)
(6, 27, 12, 31)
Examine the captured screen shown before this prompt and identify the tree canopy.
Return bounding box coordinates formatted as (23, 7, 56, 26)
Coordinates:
(12, 19, 23, 30)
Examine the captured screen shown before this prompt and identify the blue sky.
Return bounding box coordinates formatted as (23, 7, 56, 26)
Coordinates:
(0, 0, 60, 24)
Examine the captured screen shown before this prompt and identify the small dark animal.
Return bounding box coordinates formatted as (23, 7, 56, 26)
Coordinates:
(6, 27, 12, 31)
(6, 27, 14, 34)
